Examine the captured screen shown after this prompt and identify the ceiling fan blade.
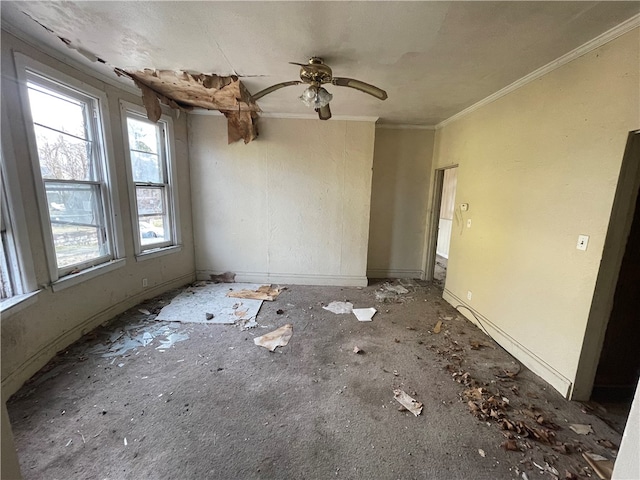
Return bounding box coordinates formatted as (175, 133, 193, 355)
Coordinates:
(252, 80, 302, 101)
(316, 103, 331, 120)
(331, 77, 388, 100)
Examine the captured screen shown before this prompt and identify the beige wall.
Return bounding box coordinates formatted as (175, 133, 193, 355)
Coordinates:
(1, 32, 196, 397)
(432, 29, 639, 397)
(367, 127, 434, 278)
(189, 116, 375, 286)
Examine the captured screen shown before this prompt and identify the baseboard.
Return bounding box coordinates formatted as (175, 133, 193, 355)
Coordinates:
(2, 272, 195, 399)
(366, 269, 424, 279)
(443, 289, 573, 398)
(196, 270, 368, 287)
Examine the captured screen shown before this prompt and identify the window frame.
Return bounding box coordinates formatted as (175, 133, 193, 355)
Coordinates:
(0, 98, 39, 312)
(15, 53, 125, 284)
(120, 101, 181, 257)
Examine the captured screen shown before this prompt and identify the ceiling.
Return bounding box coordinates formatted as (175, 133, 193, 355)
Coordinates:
(2, 1, 638, 125)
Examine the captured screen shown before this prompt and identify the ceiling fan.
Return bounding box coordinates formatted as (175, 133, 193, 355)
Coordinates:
(251, 57, 387, 120)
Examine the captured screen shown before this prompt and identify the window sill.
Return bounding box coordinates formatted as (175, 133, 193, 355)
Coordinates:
(0, 290, 41, 317)
(51, 258, 127, 292)
(135, 245, 182, 262)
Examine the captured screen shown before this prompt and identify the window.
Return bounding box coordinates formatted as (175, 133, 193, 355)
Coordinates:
(122, 104, 179, 254)
(0, 169, 17, 299)
(18, 57, 122, 281)
(1, 104, 38, 308)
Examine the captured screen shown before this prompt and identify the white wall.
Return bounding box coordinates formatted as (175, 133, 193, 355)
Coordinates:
(432, 29, 639, 397)
(189, 116, 375, 286)
(367, 127, 434, 278)
(1, 31, 196, 397)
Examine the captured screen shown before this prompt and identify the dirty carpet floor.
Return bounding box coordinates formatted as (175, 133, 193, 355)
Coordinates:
(8, 282, 624, 479)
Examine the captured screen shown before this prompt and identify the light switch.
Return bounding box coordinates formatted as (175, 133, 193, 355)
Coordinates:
(466, 219, 472, 228)
(577, 235, 589, 251)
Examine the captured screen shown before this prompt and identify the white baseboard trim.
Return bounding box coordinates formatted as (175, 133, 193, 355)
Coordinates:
(197, 270, 368, 287)
(366, 269, 424, 279)
(443, 289, 573, 398)
(1, 272, 195, 398)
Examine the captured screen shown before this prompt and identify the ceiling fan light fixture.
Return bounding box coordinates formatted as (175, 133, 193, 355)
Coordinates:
(299, 85, 332, 109)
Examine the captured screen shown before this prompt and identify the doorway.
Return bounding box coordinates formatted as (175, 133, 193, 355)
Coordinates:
(432, 166, 457, 286)
(573, 130, 640, 407)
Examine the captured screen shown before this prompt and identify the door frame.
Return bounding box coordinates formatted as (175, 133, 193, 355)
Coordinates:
(573, 131, 640, 400)
(422, 165, 458, 282)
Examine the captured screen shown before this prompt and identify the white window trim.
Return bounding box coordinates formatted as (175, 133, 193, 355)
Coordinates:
(14, 53, 125, 284)
(120, 100, 181, 258)
(1, 98, 40, 314)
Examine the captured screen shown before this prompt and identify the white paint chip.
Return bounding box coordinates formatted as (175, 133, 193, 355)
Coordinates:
(352, 308, 377, 322)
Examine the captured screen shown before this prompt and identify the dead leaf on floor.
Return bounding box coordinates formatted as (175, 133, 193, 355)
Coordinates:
(501, 439, 520, 451)
(597, 439, 617, 450)
(582, 452, 614, 480)
(469, 340, 492, 350)
(569, 424, 593, 435)
(433, 320, 442, 334)
(393, 390, 423, 416)
(253, 324, 293, 352)
(511, 385, 520, 396)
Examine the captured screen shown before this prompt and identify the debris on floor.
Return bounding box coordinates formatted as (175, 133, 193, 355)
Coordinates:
(375, 282, 411, 303)
(352, 307, 376, 322)
(155, 283, 264, 325)
(253, 324, 293, 352)
(323, 301, 354, 314)
(569, 424, 594, 435)
(393, 389, 423, 416)
(87, 322, 188, 357)
(478, 448, 486, 457)
(582, 452, 614, 480)
(433, 320, 443, 334)
(353, 346, 364, 354)
(227, 285, 282, 301)
(209, 271, 236, 283)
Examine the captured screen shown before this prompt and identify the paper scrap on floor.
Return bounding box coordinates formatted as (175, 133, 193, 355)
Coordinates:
(254, 324, 293, 351)
(323, 301, 353, 314)
(393, 389, 423, 416)
(227, 285, 282, 301)
(353, 307, 376, 322)
(155, 283, 264, 325)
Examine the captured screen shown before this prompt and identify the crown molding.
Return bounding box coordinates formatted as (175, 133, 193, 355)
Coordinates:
(376, 124, 436, 130)
(437, 13, 640, 130)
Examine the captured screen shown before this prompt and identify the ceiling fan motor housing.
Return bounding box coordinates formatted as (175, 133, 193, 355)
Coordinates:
(299, 57, 333, 84)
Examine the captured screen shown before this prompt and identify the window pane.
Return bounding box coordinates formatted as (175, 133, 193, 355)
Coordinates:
(130, 150, 162, 183)
(139, 215, 167, 246)
(46, 182, 108, 268)
(27, 84, 87, 139)
(136, 187, 164, 215)
(34, 125, 93, 181)
(127, 117, 159, 154)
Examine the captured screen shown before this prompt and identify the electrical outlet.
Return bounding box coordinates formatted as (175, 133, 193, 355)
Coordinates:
(460, 203, 469, 212)
(466, 219, 472, 228)
(467, 290, 472, 301)
(142, 278, 148, 288)
(576, 235, 589, 251)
